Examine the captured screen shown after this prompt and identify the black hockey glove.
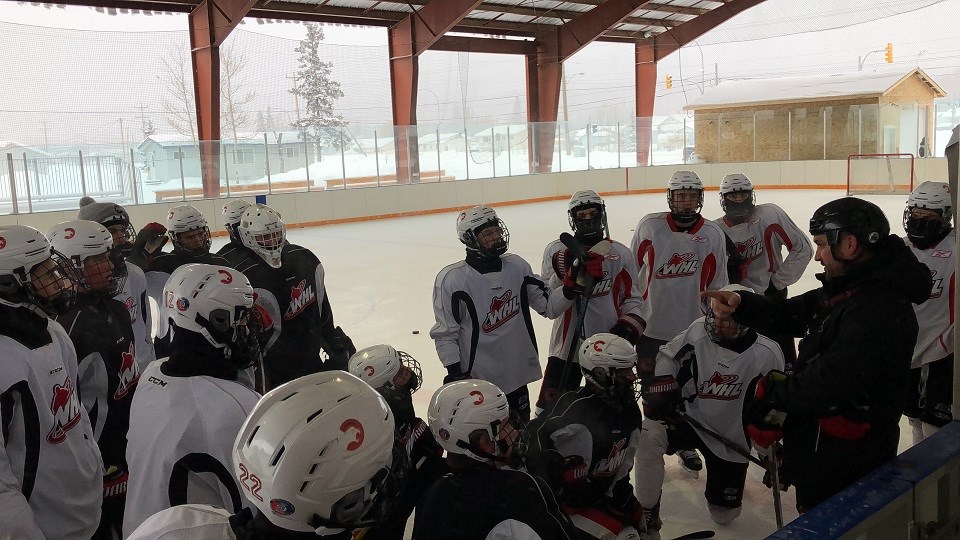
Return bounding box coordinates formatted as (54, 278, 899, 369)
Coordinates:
(761, 451, 791, 492)
(641, 375, 682, 422)
(764, 279, 787, 301)
(128, 222, 168, 270)
(609, 314, 646, 346)
(324, 326, 356, 356)
(442, 364, 470, 384)
(745, 371, 788, 451)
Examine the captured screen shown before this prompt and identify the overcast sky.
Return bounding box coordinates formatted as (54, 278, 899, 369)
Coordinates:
(1, 0, 957, 144)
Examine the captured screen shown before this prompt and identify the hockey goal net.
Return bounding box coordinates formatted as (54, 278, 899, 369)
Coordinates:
(846, 153, 915, 195)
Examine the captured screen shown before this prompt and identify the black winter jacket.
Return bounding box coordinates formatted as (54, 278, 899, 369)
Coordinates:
(732, 235, 931, 508)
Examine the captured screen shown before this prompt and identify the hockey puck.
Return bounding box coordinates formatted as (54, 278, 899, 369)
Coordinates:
(412, 330, 420, 335)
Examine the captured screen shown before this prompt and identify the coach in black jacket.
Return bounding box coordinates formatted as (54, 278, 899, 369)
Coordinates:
(704, 197, 932, 513)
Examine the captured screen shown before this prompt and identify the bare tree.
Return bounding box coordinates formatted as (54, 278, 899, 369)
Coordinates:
(220, 44, 256, 145)
(159, 42, 197, 141)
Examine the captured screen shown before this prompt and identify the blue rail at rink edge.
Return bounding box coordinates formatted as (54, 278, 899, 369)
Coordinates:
(767, 421, 960, 539)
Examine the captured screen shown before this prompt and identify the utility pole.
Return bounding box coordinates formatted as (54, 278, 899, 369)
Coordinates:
(41, 120, 48, 150)
(119, 118, 126, 147)
(562, 67, 584, 156)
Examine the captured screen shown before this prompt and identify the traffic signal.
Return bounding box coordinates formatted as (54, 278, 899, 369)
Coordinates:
(885, 43, 893, 63)
(665, 74, 673, 89)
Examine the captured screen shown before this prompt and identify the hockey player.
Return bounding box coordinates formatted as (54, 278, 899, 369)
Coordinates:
(217, 199, 252, 267)
(123, 263, 265, 535)
(634, 284, 785, 533)
(147, 204, 231, 358)
(431, 205, 597, 424)
(523, 333, 647, 540)
(537, 190, 647, 410)
(348, 344, 446, 539)
(413, 380, 579, 540)
(233, 204, 356, 388)
(78, 199, 157, 371)
(0, 225, 103, 539)
(126, 371, 405, 539)
(706, 197, 931, 512)
(49, 219, 139, 539)
(631, 171, 729, 474)
(714, 173, 812, 369)
(902, 181, 955, 444)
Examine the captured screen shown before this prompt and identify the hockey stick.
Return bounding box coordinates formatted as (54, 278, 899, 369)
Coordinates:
(768, 441, 784, 528)
(555, 233, 611, 394)
(677, 411, 763, 466)
(668, 531, 715, 540)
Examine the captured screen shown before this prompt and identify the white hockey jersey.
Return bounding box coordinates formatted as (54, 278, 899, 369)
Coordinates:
(0, 317, 103, 540)
(117, 261, 156, 371)
(655, 318, 784, 463)
(715, 203, 812, 293)
(123, 360, 260, 536)
(541, 239, 645, 358)
(909, 230, 956, 368)
(430, 253, 574, 393)
(630, 213, 729, 341)
(126, 504, 237, 540)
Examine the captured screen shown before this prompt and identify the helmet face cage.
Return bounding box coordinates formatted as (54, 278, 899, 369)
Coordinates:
(904, 182, 953, 244)
(720, 176, 755, 221)
(167, 206, 211, 252)
(78, 250, 127, 297)
(172, 226, 212, 252)
(464, 219, 509, 258)
(22, 250, 80, 316)
(430, 381, 513, 462)
(239, 205, 286, 269)
(578, 334, 639, 406)
(569, 202, 608, 243)
(668, 188, 704, 217)
(704, 308, 749, 342)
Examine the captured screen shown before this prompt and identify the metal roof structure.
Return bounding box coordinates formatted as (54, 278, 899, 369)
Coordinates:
(35, 0, 767, 193)
(65, 0, 726, 43)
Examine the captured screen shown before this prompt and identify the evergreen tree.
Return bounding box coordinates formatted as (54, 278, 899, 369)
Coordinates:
(291, 23, 346, 157)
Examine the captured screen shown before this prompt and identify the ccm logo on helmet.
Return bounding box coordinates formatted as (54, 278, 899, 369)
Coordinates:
(63, 228, 76, 239)
(218, 269, 233, 284)
(592, 340, 606, 352)
(470, 390, 484, 405)
(340, 419, 365, 451)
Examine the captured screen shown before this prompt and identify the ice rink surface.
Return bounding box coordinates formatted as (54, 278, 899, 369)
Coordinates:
(214, 187, 920, 539)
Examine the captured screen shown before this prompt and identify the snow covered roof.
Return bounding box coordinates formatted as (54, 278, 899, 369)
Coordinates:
(140, 131, 307, 148)
(684, 68, 946, 111)
(0, 141, 50, 156)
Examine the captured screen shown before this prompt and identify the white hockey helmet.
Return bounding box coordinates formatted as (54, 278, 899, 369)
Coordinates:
(428, 379, 512, 462)
(239, 204, 286, 269)
(705, 284, 754, 342)
(456, 205, 509, 258)
(568, 189, 609, 242)
(0, 225, 77, 315)
(48, 220, 126, 296)
(719, 173, 756, 221)
(222, 199, 252, 241)
(233, 371, 398, 533)
(165, 204, 211, 251)
(667, 170, 704, 217)
(905, 181, 952, 243)
(348, 344, 422, 393)
(163, 263, 256, 354)
(579, 333, 639, 402)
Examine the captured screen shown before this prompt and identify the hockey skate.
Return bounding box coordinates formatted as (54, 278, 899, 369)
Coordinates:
(677, 449, 703, 478)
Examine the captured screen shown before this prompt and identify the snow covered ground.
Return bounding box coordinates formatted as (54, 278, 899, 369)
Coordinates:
(205, 187, 919, 540)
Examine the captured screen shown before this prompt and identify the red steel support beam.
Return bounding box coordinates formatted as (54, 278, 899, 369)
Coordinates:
(189, 0, 256, 198)
(650, 0, 766, 60)
(528, 0, 651, 173)
(389, 0, 483, 184)
(635, 41, 657, 167)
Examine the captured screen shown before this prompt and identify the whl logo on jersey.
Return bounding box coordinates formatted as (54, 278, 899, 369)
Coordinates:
(47, 377, 83, 444)
(698, 371, 743, 401)
(482, 290, 520, 332)
(736, 237, 763, 263)
(656, 252, 698, 278)
(594, 438, 629, 477)
(114, 342, 140, 400)
(284, 279, 316, 320)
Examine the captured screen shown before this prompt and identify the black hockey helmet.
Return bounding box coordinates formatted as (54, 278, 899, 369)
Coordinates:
(809, 197, 889, 248)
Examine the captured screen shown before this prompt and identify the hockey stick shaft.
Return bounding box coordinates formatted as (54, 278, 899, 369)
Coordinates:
(769, 441, 784, 528)
(677, 411, 764, 466)
(556, 233, 597, 392)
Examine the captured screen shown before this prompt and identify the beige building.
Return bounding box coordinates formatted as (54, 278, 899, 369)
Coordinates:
(684, 68, 946, 163)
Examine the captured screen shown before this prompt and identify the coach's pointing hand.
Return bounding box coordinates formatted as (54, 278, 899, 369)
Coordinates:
(701, 289, 741, 318)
